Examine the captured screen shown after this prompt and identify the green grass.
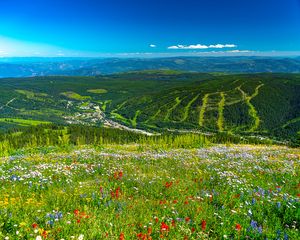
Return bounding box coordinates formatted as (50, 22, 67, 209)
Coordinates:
(15, 89, 48, 98)
(60, 91, 91, 101)
(101, 100, 112, 111)
(145, 109, 161, 123)
(111, 112, 131, 125)
(130, 110, 141, 127)
(237, 84, 263, 132)
(181, 94, 200, 122)
(164, 97, 182, 121)
(199, 94, 209, 127)
(0, 118, 51, 126)
(217, 92, 225, 132)
(0, 143, 298, 239)
(87, 89, 108, 94)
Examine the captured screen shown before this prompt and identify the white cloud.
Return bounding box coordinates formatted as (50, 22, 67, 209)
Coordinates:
(210, 44, 236, 48)
(149, 44, 156, 48)
(168, 43, 237, 50)
(168, 44, 208, 49)
(227, 50, 251, 53)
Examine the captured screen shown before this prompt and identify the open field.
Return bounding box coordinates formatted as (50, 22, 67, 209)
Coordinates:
(0, 144, 299, 239)
(0, 118, 51, 126)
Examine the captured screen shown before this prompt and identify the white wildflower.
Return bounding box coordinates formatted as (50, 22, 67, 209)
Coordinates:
(78, 234, 84, 240)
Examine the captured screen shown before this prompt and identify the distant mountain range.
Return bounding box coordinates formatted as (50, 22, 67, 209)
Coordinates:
(1, 56, 300, 78)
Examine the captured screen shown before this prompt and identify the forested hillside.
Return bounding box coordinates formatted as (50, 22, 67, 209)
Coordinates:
(0, 71, 299, 143)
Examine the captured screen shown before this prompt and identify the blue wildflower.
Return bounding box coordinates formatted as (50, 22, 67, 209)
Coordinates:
(277, 202, 281, 208)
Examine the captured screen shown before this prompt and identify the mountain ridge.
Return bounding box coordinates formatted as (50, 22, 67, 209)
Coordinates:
(0, 71, 299, 143)
(1, 56, 300, 78)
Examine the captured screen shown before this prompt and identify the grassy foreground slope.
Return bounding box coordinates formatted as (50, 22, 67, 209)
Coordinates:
(0, 72, 299, 142)
(0, 143, 299, 239)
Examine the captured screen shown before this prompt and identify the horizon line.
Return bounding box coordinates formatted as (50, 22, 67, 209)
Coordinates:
(1, 51, 300, 59)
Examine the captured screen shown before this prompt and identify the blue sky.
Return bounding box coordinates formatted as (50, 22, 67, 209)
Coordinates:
(0, 0, 299, 57)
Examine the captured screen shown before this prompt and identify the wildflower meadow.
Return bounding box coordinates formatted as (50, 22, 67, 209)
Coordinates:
(0, 144, 299, 239)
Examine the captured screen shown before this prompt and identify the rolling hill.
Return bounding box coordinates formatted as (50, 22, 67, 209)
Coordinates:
(1, 56, 300, 78)
(0, 71, 299, 143)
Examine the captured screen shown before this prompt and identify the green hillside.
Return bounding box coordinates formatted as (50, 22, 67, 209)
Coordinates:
(0, 72, 299, 142)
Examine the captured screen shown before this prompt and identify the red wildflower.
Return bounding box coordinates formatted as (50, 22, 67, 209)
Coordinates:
(171, 219, 176, 227)
(201, 220, 207, 231)
(77, 219, 81, 224)
(297, 193, 300, 197)
(191, 227, 195, 233)
(79, 211, 86, 218)
(73, 209, 79, 216)
(137, 233, 149, 240)
(148, 227, 152, 234)
(185, 217, 190, 222)
(116, 187, 121, 197)
(160, 222, 170, 232)
(235, 223, 242, 231)
(111, 187, 121, 199)
(119, 232, 125, 240)
(137, 233, 144, 239)
(41, 230, 48, 238)
(32, 223, 38, 229)
(233, 194, 241, 198)
(172, 200, 178, 204)
(113, 171, 123, 180)
(165, 181, 173, 188)
(114, 171, 124, 180)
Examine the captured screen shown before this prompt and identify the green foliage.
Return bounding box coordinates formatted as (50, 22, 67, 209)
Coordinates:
(60, 91, 91, 100)
(87, 88, 108, 94)
(0, 124, 283, 157)
(0, 72, 299, 142)
(0, 143, 298, 239)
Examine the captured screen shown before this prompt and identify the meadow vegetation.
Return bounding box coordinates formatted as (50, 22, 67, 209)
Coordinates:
(0, 71, 299, 239)
(0, 141, 299, 239)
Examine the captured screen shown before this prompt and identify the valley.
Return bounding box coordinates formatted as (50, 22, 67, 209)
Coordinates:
(0, 71, 298, 143)
(1, 1, 299, 239)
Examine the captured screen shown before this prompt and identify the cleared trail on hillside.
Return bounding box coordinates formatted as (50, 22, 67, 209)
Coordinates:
(164, 97, 182, 121)
(217, 92, 225, 131)
(282, 117, 300, 128)
(181, 94, 200, 122)
(238, 84, 264, 132)
(145, 109, 161, 123)
(0, 98, 16, 111)
(199, 94, 210, 127)
(130, 110, 141, 127)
